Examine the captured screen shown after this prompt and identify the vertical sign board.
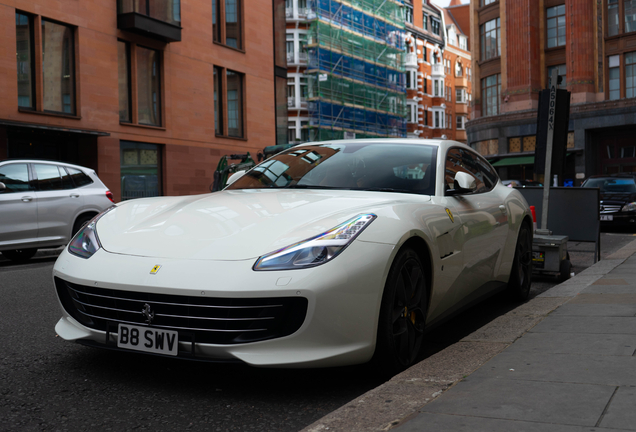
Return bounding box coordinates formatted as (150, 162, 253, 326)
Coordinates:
(539, 69, 558, 231)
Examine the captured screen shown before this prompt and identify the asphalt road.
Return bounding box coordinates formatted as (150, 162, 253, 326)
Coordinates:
(1, 232, 634, 432)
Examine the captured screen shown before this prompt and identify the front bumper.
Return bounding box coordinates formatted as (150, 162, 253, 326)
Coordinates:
(52, 240, 395, 368)
(600, 211, 636, 226)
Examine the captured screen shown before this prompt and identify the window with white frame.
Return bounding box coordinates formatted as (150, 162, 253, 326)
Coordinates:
(407, 101, 417, 123)
(433, 79, 443, 97)
(406, 69, 417, 90)
(456, 115, 466, 130)
(406, 4, 413, 24)
(286, 30, 307, 64)
(459, 36, 467, 51)
(455, 61, 463, 77)
(456, 88, 467, 103)
(433, 110, 445, 128)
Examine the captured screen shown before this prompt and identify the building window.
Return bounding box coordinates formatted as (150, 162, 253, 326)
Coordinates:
(118, 42, 162, 126)
(16, 13, 34, 109)
(120, 141, 162, 201)
(406, 101, 417, 123)
(406, 69, 417, 90)
(609, 0, 619, 36)
(481, 73, 501, 116)
(626, 52, 636, 98)
(546, 5, 566, 48)
(42, 19, 75, 114)
(456, 88, 467, 103)
(480, 18, 500, 61)
(16, 13, 77, 115)
(456, 61, 463, 77)
(480, 0, 496, 6)
(627, 0, 636, 33)
(609, 55, 620, 100)
(214, 66, 245, 138)
(547, 64, 567, 89)
(405, 5, 413, 25)
(431, 17, 440, 35)
(434, 79, 444, 97)
(118, 41, 131, 122)
(212, 0, 243, 49)
(456, 115, 466, 130)
(459, 36, 467, 51)
(423, 13, 428, 31)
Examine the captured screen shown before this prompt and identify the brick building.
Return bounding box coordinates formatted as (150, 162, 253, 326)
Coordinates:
(468, 0, 636, 185)
(404, 0, 472, 143)
(5, 0, 287, 201)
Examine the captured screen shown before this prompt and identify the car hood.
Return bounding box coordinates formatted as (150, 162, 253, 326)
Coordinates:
(97, 189, 429, 260)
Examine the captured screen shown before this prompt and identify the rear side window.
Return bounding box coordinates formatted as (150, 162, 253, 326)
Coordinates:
(445, 148, 498, 194)
(34, 164, 63, 191)
(67, 167, 93, 187)
(0, 163, 30, 193)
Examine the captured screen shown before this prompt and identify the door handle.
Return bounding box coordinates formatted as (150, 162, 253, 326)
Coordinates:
(70, 193, 80, 198)
(499, 205, 507, 214)
(21, 196, 33, 202)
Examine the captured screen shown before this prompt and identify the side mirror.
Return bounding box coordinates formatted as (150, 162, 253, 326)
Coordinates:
(447, 172, 477, 196)
(0, 182, 6, 192)
(226, 170, 247, 187)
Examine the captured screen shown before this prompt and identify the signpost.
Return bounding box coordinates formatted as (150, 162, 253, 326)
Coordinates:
(537, 69, 558, 235)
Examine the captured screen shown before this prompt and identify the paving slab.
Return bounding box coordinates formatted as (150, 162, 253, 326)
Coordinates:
(583, 285, 636, 294)
(469, 350, 636, 386)
(550, 303, 636, 316)
(599, 386, 636, 431)
(569, 293, 636, 304)
(530, 315, 636, 334)
(419, 377, 614, 426)
(503, 332, 636, 356)
(395, 412, 619, 432)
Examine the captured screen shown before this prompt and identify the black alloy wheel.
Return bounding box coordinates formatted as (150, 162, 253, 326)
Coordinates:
(374, 248, 428, 374)
(1, 248, 38, 262)
(508, 224, 533, 301)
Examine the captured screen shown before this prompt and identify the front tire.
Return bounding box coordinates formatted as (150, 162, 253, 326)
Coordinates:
(1, 248, 38, 262)
(374, 248, 428, 374)
(508, 224, 533, 301)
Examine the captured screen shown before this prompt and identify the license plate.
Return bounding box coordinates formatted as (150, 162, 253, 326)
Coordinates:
(600, 215, 613, 221)
(117, 323, 178, 356)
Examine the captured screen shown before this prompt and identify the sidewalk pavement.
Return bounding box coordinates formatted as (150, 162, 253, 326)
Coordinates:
(302, 239, 636, 432)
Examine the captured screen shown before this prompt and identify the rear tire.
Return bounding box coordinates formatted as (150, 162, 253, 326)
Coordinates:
(373, 248, 428, 375)
(507, 224, 533, 302)
(1, 248, 38, 262)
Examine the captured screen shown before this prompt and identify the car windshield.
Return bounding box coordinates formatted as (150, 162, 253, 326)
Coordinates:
(584, 177, 636, 193)
(227, 142, 437, 195)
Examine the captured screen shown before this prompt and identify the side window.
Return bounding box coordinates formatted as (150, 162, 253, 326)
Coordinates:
(59, 166, 74, 189)
(67, 168, 93, 187)
(34, 164, 63, 191)
(445, 148, 496, 194)
(0, 163, 31, 193)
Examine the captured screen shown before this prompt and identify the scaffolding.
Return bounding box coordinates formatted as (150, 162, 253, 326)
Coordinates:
(305, 0, 407, 141)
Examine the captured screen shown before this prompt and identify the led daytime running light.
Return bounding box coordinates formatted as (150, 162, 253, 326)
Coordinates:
(253, 214, 376, 271)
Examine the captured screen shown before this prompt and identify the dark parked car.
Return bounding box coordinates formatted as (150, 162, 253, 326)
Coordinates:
(582, 174, 636, 228)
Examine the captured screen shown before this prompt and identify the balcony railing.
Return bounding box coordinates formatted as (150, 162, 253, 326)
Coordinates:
(287, 97, 308, 109)
(431, 64, 444, 77)
(405, 53, 418, 67)
(287, 51, 308, 64)
(117, 0, 182, 42)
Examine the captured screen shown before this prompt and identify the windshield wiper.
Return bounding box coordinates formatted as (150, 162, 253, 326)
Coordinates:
(284, 184, 353, 190)
(362, 187, 414, 194)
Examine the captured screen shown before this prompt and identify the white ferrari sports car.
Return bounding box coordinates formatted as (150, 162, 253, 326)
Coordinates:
(53, 139, 533, 372)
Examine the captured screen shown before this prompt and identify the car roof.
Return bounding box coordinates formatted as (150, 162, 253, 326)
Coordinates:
(292, 138, 472, 152)
(0, 159, 92, 172)
(586, 173, 636, 179)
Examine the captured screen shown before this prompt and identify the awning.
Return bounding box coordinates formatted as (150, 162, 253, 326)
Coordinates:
(491, 156, 535, 167)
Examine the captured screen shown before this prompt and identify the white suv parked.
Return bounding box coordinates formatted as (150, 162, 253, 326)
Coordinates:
(0, 159, 114, 262)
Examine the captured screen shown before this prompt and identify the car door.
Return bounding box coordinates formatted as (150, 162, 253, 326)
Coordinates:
(0, 162, 38, 248)
(443, 147, 508, 302)
(32, 163, 84, 243)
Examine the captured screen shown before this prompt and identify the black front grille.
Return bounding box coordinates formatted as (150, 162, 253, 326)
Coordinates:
(55, 277, 308, 345)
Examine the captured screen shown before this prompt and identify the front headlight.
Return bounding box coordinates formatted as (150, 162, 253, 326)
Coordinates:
(68, 206, 115, 259)
(253, 214, 377, 271)
(622, 202, 636, 212)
